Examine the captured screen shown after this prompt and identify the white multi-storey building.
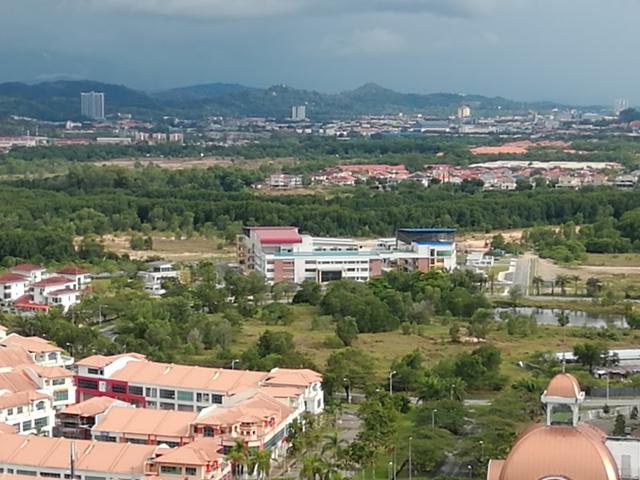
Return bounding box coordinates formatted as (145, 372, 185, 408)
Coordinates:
(80, 91, 105, 120)
(74, 354, 324, 415)
(238, 226, 456, 284)
(138, 261, 180, 296)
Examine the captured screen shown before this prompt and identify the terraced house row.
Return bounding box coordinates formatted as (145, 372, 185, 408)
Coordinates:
(0, 327, 324, 480)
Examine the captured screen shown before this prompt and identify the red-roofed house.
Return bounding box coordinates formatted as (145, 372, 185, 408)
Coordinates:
(9, 264, 45, 283)
(0, 274, 29, 304)
(31, 276, 77, 312)
(57, 266, 91, 290)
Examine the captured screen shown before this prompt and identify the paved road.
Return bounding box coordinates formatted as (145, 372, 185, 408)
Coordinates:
(583, 397, 640, 408)
(512, 252, 535, 296)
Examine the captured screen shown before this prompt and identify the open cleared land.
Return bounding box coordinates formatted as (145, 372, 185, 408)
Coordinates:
(100, 233, 234, 261)
(535, 255, 640, 281)
(583, 253, 640, 267)
(457, 229, 524, 251)
(94, 156, 235, 169)
(188, 304, 640, 389)
(92, 156, 298, 170)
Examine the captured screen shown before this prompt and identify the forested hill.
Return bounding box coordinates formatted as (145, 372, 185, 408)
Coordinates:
(0, 80, 568, 121)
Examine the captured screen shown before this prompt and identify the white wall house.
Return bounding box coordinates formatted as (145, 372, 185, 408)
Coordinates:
(138, 261, 179, 296)
(9, 264, 46, 283)
(0, 391, 56, 436)
(22, 366, 76, 410)
(57, 266, 92, 290)
(0, 274, 29, 304)
(0, 334, 74, 368)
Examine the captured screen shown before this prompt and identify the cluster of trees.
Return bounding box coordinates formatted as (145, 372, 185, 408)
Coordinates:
(526, 212, 640, 263)
(6, 160, 640, 263)
(315, 270, 488, 340)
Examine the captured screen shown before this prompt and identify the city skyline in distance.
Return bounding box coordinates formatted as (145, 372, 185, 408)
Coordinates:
(1, 0, 640, 106)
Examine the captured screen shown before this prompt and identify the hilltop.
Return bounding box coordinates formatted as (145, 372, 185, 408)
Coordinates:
(0, 79, 570, 121)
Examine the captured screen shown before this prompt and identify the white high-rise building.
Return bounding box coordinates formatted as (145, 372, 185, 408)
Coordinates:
(291, 105, 307, 121)
(81, 91, 105, 120)
(614, 98, 629, 115)
(457, 104, 471, 119)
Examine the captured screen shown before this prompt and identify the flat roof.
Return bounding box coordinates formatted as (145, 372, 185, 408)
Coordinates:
(273, 251, 376, 258)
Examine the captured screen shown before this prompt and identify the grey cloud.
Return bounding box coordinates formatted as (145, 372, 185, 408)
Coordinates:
(45, 0, 520, 19)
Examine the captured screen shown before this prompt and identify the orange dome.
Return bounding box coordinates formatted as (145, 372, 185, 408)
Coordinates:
(496, 423, 619, 480)
(545, 373, 582, 399)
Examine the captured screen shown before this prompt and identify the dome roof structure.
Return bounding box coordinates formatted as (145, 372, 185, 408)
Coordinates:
(545, 373, 582, 399)
(492, 423, 619, 480)
(487, 373, 620, 480)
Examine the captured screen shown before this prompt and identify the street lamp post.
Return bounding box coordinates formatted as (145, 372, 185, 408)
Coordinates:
(387, 461, 393, 480)
(467, 465, 472, 478)
(389, 370, 397, 395)
(431, 409, 438, 429)
(343, 377, 351, 404)
(479, 440, 484, 460)
(450, 384, 455, 401)
(231, 359, 240, 370)
(408, 436, 413, 480)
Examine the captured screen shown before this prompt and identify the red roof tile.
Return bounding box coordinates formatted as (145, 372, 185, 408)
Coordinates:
(0, 274, 27, 284)
(10, 264, 44, 273)
(31, 276, 73, 288)
(252, 227, 302, 245)
(57, 266, 90, 275)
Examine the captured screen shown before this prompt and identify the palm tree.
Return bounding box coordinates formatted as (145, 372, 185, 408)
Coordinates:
(300, 454, 324, 480)
(570, 274, 581, 296)
(532, 276, 544, 296)
(486, 268, 498, 295)
(555, 274, 571, 296)
(250, 449, 271, 480)
(586, 277, 604, 297)
(228, 439, 249, 479)
(321, 431, 346, 464)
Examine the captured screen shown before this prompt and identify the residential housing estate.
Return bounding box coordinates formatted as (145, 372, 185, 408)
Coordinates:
(0, 326, 323, 480)
(74, 353, 323, 414)
(0, 264, 91, 313)
(237, 226, 457, 284)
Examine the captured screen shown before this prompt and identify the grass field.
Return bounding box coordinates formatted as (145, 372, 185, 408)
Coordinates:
(188, 304, 640, 389)
(583, 253, 640, 267)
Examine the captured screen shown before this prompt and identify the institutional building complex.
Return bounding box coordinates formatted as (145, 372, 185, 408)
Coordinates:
(237, 226, 456, 284)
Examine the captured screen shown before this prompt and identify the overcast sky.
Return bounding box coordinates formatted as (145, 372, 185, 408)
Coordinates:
(1, 0, 639, 105)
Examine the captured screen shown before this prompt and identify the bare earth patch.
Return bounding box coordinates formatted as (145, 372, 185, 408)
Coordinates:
(535, 255, 640, 281)
(99, 233, 234, 261)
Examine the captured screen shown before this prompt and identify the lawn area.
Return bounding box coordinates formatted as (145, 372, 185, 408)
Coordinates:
(583, 253, 640, 267)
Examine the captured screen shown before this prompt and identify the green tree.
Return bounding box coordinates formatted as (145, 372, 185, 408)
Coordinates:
(555, 274, 571, 296)
(532, 276, 544, 296)
(613, 414, 626, 436)
(292, 280, 322, 305)
(586, 277, 603, 297)
(336, 316, 359, 347)
(227, 439, 249, 478)
(573, 342, 606, 374)
(260, 303, 294, 325)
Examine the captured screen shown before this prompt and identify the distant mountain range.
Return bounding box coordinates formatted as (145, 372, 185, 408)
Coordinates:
(0, 79, 579, 122)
